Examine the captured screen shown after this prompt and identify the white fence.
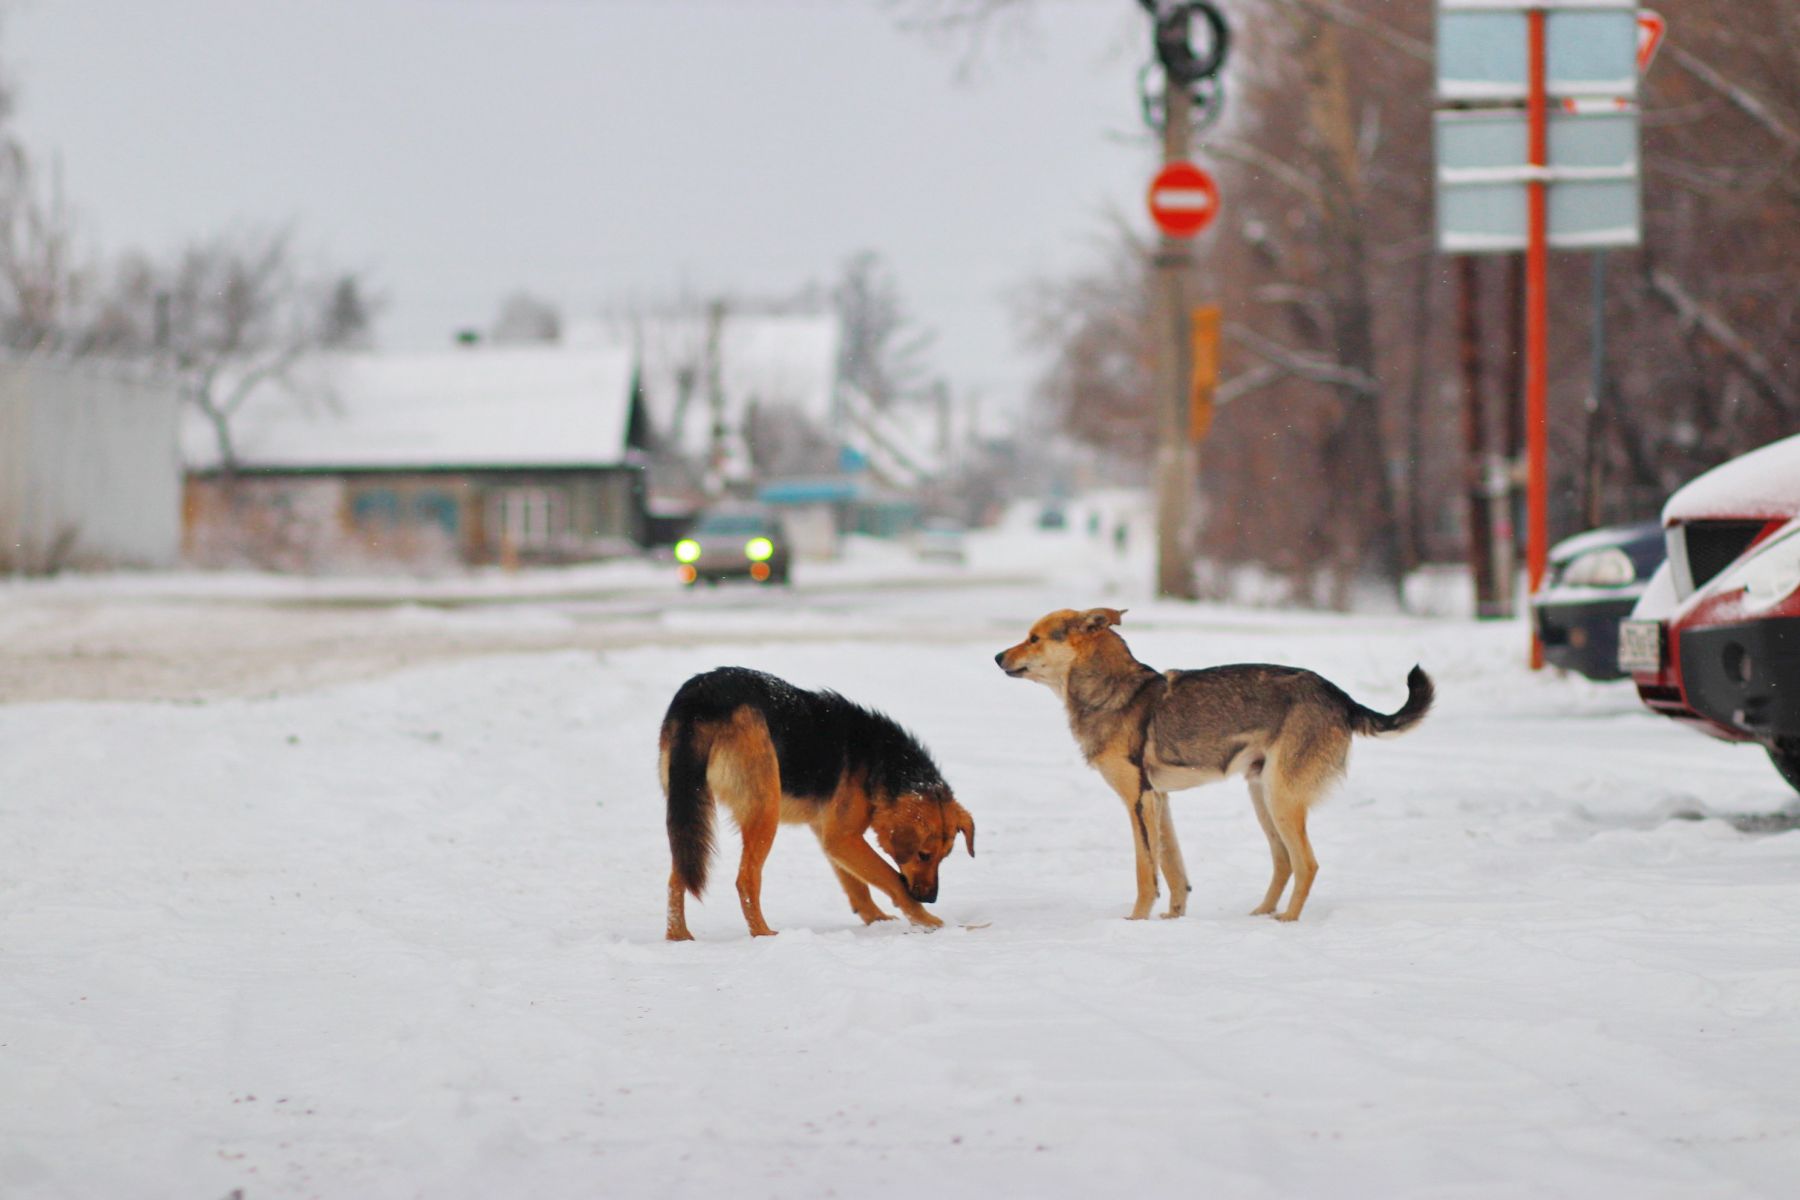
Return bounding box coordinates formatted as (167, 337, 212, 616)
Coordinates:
(0, 359, 182, 572)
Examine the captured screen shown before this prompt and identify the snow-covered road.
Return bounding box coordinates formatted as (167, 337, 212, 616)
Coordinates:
(4, 564, 1799, 1198)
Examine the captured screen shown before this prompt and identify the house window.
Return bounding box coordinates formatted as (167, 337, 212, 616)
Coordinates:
(490, 487, 564, 550)
(352, 488, 400, 526)
(412, 491, 460, 535)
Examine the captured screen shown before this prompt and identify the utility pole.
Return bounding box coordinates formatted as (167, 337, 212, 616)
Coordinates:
(1581, 251, 1608, 528)
(1152, 64, 1200, 600)
(703, 298, 728, 497)
(1140, 0, 1228, 600)
(1457, 257, 1500, 617)
(1500, 254, 1524, 617)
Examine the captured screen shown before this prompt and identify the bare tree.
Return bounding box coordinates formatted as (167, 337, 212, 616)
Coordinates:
(0, 40, 94, 360)
(1014, 219, 1157, 463)
(831, 250, 938, 410)
(144, 227, 336, 475)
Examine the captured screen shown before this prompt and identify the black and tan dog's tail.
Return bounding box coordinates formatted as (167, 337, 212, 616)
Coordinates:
(1348, 665, 1435, 738)
(663, 713, 715, 899)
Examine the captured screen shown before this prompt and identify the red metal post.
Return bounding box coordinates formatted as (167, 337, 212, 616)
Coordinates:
(1525, 7, 1550, 668)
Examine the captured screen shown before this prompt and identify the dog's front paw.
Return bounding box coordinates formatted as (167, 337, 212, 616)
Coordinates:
(1159, 909, 1185, 920)
(1273, 912, 1300, 923)
(861, 911, 896, 925)
(909, 911, 944, 929)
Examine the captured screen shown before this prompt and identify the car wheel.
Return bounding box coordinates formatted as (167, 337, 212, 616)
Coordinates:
(1769, 740, 1800, 795)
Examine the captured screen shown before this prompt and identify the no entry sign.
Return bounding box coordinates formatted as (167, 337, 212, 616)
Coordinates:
(1147, 161, 1220, 238)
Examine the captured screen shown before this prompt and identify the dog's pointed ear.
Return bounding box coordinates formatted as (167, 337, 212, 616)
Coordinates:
(1081, 607, 1126, 632)
(947, 800, 975, 858)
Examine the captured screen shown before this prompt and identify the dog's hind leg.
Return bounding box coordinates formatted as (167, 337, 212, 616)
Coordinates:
(667, 872, 694, 941)
(1266, 724, 1346, 922)
(735, 804, 780, 937)
(1263, 772, 1320, 923)
(1154, 793, 1190, 919)
(710, 713, 783, 937)
(1247, 773, 1291, 917)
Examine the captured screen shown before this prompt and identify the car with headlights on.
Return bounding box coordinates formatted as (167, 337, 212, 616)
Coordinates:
(1620, 432, 1800, 794)
(1531, 520, 1665, 680)
(672, 507, 791, 587)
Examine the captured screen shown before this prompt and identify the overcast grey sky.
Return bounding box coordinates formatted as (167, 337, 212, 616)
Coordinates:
(11, 0, 1162, 413)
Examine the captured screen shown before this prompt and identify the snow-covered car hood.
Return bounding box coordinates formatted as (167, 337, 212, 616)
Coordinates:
(1662, 432, 1800, 524)
(1632, 513, 1800, 625)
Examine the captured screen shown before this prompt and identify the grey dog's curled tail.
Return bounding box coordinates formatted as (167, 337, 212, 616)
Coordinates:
(1348, 665, 1434, 737)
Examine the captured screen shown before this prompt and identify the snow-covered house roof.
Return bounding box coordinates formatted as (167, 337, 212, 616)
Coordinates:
(837, 384, 948, 489)
(181, 346, 639, 472)
(563, 312, 839, 460)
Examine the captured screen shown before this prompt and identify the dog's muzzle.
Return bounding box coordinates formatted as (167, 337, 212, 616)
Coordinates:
(994, 651, 1026, 677)
(911, 883, 939, 904)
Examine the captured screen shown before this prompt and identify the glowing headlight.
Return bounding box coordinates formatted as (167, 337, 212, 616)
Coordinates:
(1561, 546, 1636, 588)
(1736, 526, 1800, 611)
(673, 539, 702, 564)
(744, 537, 774, 562)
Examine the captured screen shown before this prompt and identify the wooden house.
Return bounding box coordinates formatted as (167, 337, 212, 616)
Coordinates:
(181, 346, 648, 570)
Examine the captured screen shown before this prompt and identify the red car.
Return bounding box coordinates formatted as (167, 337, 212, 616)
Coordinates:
(1621, 432, 1800, 794)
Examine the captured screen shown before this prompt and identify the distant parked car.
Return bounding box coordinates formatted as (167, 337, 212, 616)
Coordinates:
(673, 506, 791, 587)
(915, 518, 968, 565)
(1037, 505, 1068, 530)
(1621, 433, 1800, 794)
(1531, 520, 1665, 680)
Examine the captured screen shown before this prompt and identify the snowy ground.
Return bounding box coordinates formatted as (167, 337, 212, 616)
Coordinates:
(4, 529, 1800, 1198)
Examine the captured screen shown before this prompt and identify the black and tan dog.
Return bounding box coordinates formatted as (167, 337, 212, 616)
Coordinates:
(997, 608, 1431, 923)
(662, 667, 975, 941)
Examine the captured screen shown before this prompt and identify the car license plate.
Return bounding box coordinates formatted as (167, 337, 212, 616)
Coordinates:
(1617, 619, 1663, 674)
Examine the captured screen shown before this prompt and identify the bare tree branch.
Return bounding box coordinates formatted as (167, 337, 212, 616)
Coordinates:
(218, 343, 309, 420)
(1214, 362, 1286, 406)
(1225, 321, 1380, 397)
(1208, 139, 1328, 211)
(1265, 0, 1431, 64)
(884, 0, 1038, 81)
(1647, 268, 1800, 417)
(1668, 46, 1800, 151)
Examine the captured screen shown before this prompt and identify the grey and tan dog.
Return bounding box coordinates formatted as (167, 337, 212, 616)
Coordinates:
(996, 608, 1432, 922)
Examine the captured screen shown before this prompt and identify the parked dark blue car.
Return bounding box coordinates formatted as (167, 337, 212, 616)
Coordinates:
(1531, 520, 1666, 680)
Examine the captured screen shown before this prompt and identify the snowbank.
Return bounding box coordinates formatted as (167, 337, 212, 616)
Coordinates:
(4, 594, 1798, 1197)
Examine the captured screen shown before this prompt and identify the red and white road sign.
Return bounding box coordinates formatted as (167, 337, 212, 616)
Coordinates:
(1147, 161, 1220, 239)
(1636, 10, 1666, 75)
